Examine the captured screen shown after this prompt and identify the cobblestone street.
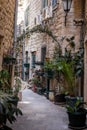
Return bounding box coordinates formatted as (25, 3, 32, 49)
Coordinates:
(8, 88, 72, 130)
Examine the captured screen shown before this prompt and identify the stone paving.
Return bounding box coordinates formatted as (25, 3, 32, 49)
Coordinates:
(9, 88, 87, 130)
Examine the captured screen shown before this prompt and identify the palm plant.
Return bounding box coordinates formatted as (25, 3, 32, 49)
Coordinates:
(61, 61, 75, 96)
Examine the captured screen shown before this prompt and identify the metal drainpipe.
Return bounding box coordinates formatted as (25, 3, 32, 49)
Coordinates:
(80, 0, 86, 97)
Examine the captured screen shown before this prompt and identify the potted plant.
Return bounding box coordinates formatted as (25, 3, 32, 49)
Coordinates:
(31, 76, 41, 92)
(53, 63, 69, 103)
(52, 39, 75, 103)
(59, 60, 75, 96)
(66, 97, 87, 129)
(53, 36, 79, 96)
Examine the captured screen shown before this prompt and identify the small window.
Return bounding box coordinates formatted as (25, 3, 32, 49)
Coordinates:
(52, 0, 57, 7)
(41, 46, 46, 63)
(25, 51, 28, 63)
(31, 52, 36, 68)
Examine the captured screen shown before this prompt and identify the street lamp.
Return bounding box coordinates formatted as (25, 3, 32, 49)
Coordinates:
(62, 0, 72, 26)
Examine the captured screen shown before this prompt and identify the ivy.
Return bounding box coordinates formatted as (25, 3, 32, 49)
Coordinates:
(17, 25, 61, 49)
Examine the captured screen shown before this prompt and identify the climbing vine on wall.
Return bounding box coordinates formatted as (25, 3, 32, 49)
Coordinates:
(17, 25, 61, 49)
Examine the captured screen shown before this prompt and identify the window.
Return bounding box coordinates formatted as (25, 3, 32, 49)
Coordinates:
(25, 51, 28, 63)
(42, 0, 57, 8)
(52, 0, 57, 7)
(25, 6, 29, 27)
(42, 0, 48, 8)
(31, 52, 36, 68)
(41, 46, 46, 63)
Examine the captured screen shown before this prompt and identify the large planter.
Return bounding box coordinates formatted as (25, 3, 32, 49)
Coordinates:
(67, 111, 87, 129)
(54, 93, 66, 103)
(0, 125, 12, 130)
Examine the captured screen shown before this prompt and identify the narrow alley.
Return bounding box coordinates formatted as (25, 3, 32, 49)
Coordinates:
(9, 88, 70, 130)
(1, 0, 87, 130)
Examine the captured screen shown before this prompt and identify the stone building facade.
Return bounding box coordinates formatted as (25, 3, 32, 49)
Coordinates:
(17, 0, 44, 80)
(16, 0, 25, 79)
(0, 0, 16, 70)
(17, 0, 87, 101)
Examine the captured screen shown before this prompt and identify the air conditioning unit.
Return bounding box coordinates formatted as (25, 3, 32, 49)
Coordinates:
(42, 8, 46, 20)
(45, 6, 53, 19)
(36, 14, 42, 25)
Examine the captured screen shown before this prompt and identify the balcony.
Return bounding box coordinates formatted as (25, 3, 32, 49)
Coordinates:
(3, 56, 16, 65)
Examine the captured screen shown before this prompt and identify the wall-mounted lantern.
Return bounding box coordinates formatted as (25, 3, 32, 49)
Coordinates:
(62, 0, 72, 26)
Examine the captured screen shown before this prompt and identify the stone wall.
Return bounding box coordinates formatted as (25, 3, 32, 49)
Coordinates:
(47, 0, 83, 57)
(24, 0, 44, 78)
(0, 0, 16, 70)
(24, 0, 84, 77)
(84, 0, 87, 102)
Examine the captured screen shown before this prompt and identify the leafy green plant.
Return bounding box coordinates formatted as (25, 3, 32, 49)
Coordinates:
(31, 77, 41, 87)
(0, 69, 11, 93)
(44, 61, 54, 70)
(66, 96, 87, 129)
(61, 61, 75, 95)
(66, 97, 86, 113)
(0, 91, 22, 128)
(54, 60, 75, 95)
(74, 47, 84, 77)
(52, 36, 84, 96)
